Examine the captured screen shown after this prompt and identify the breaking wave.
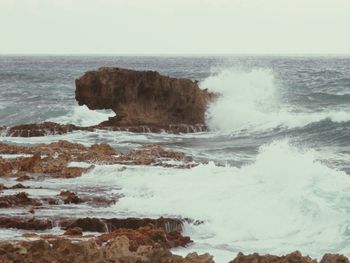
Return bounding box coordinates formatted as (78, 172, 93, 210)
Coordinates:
(49, 105, 115, 127)
(203, 69, 350, 132)
(108, 140, 350, 261)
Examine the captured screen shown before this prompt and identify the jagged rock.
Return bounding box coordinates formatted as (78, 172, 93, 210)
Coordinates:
(59, 191, 82, 204)
(0, 236, 212, 263)
(320, 254, 350, 263)
(64, 227, 83, 236)
(0, 192, 41, 208)
(0, 183, 29, 190)
(229, 251, 317, 263)
(0, 141, 195, 179)
(75, 67, 214, 128)
(0, 217, 52, 230)
(61, 217, 184, 233)
(97, 226, 191, 251)
(0, 122, 91, 137)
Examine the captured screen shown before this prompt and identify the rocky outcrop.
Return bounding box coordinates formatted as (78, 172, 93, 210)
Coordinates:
(0, 122, 92, 137)
(230, 252, 349, 263)
(0, 192, 41, 208)
(60, 217, 184, 233)
(97, 226, 191, 251)
(0, 236, 213, 263)
(230, 251, 317, 263)
(0, 141, 195, 179)
(75, 67, 214, 128)
(0, 217, 52, 230)
(319, 254, 350, 263)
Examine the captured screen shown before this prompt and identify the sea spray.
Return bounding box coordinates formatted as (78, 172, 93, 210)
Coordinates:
(203, 68, 350, 132)
(49, 105, 115, 127)
(108, 139, 350, 259)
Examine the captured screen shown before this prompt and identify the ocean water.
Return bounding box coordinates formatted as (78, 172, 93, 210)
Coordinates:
(1, 56, 350, 262)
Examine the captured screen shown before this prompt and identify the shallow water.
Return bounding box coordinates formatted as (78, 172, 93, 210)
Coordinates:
(1, 56, 350, 262)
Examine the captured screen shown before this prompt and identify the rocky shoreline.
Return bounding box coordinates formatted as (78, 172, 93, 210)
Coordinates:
(0, 68, 349, 262)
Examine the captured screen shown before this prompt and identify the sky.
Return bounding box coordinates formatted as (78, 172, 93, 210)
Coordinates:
(1, 0, 350, 55)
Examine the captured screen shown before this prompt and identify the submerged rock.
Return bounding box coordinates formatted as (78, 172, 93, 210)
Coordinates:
(0, 122, 91, 137)
(75, 67, 215, 128)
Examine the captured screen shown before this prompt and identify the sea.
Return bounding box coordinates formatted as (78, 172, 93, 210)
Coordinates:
(1, 55, 350, 262)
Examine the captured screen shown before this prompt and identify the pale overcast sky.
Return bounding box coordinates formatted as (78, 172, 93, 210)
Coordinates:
(1, 0, 350, 54)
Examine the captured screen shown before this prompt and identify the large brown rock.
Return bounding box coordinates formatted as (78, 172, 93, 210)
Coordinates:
(75, 67, 214, 127)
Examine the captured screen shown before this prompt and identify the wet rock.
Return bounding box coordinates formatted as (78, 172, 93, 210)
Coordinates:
(59, 191, 82, 204)
(61, 217, 184, 233)
(0, 122, 91, 137)
(229, 251, 317, 263)
(0, 192, 41, 208)
(0, 141, 196, 179)
(320, 254, 350, 263)
(10, 183, 30, 189)
(0, 217, 52, 230)
(16, 174, 31, 181)
(118, 144, 195, 168)
(64, 227, 83, 236)
(0, 236, 211, 263)
(0, 183, 30, 191)
(97, 225, 192, 251)
(76, 67, 215, 129)
(0, 143, 33, 154)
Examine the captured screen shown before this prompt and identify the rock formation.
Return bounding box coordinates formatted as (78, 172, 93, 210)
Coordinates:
(75, 67, 214, 128)
(0, 140, 195, 180)
(0, 236, 213, 263)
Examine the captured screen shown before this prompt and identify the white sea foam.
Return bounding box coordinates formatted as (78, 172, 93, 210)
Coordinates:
(98, 140, 350, 262)
(49, 105, 115, 127)
(203, 68, 350, 132)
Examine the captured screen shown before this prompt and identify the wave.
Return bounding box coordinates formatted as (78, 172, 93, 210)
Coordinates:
(49, 105, 115, 127)
(107, 140, 350, 260)
(202, 68, 350, 132)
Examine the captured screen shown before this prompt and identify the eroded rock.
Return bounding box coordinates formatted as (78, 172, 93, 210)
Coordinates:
(76, 67, 215, 128)
(0, 141, 195, 179)
(0, 236, 211, 263)
(0, 122, 91, 137)
(61, 217, 184, 233)
(0, 192, 41, 208)
(0, 217, 52, 230)
(229, 251, 317, 263)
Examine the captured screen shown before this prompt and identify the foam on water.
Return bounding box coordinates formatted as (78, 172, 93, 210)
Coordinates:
(98, 140, 350, 262)
(203, 69, 350, 132)
(49, 105, 115, 127)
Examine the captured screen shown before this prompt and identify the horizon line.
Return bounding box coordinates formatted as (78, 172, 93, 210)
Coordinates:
(1, 53, 350, 57)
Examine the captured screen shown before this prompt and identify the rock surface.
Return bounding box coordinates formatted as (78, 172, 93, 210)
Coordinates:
(0, 140, 194, 179)
(0, 122, 91, 137)
(61, 217, 184, 233)
(0, 217, 52, 230)
(0, 192, 41, 208)
(0, 236, 213, 263)
(230, 251, 317, 263)
(75, 67, 214, 127)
